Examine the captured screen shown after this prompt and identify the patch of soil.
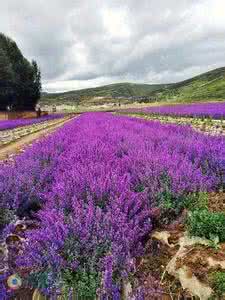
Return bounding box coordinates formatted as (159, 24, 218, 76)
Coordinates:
(151, 207, 187, 232)
(207, 192, 225, 212)
(177, 243, 225, 283)
(10, 288, 35, 300)
(134, 229, 195, 298)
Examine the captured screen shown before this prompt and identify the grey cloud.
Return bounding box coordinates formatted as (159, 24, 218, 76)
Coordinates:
(0, 0, 225, 92)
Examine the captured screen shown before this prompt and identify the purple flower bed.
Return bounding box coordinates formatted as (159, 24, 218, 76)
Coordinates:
(1, 112, 225, 298)
(142, 102, 225, 119)
(0, 114, 64, 131)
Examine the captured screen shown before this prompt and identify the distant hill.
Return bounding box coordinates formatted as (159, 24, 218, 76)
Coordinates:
(41, 83, 169, 105)
(154, 67, 225, 101)
(41, 67, 225, 106)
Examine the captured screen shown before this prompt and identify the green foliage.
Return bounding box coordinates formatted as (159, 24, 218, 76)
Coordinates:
(0, 32, 41, 110)
(154, 67, 225, 101)
(156, 172, 174, 209)
(157, 174, 208, 211)
(27, 270, 50, 290)
(186, 209, 225, 242)
(211, 271, 225, 297)
(0, 208, 15, 231)
(59, 235, 109, 298)
(27, 267, 100, 299)
(208, 235, 220, 250)
(62, 268, 100, 299)
(182, 192, 208, 211)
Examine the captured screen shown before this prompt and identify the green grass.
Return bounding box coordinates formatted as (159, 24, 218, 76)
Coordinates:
(154, 67, 225, 101)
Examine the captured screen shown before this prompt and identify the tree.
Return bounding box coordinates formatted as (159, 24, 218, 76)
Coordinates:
(0, 47, 15, 109)
(31, 60, 41, 103)
(0, 33, 42, 111)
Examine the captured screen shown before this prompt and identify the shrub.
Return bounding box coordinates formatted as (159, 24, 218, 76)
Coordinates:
(182, 192, 208, 211)
(211, 271, 225, 297)
(187, 209, 225, 242)
(0, 208, 15, 233)
(16, 194, 151, 298)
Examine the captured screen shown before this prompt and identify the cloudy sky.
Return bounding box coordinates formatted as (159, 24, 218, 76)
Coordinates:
(1, 0, 225, 92)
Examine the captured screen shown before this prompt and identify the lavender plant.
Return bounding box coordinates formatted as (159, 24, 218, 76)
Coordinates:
(16, 194, 151, 298)
(0, 112, 225, 298)
(141, 102, 225, 119)
(0, 113, 65, 131)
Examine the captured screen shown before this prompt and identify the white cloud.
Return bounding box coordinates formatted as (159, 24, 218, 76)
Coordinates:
(102, 8, 131, 39)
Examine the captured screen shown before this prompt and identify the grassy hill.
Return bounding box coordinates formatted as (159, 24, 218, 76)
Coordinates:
(154, 67, 225, 101)
(41, 67, 225, 106)
(41, 83, 169, 105)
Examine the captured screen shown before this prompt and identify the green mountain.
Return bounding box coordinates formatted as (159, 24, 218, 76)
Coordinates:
(41, 67, 225, 106)
(41, 83, 169, 105)
(154, 67, 225, 101)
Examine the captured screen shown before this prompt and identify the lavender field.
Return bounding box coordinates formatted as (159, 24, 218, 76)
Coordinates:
(142, 102, 225, 119)
(1, 112, 225, 298)
(0, 114, 64, 131)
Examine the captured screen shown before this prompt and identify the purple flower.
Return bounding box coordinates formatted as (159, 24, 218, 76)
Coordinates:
(0, 114, 64, 131)
(0, 112, 225, 297)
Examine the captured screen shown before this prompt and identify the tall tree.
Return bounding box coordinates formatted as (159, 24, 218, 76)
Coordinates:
(0, 33, 42, 111)
(31, 60, 41, 102)
(0, 47, 15, 109)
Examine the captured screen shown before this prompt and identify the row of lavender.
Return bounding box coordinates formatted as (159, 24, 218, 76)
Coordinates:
(125, 102, 225, 119)
(1, 113, 225, 298)
(0, 113, 65, 131)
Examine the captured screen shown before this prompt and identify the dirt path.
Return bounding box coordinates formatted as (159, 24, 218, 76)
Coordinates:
(0, 117, 74, 161)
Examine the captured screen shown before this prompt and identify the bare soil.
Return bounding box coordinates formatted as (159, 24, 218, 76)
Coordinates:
(208, 192, 225, 212)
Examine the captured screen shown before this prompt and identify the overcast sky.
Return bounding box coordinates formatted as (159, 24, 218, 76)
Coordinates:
(1, 0, 225, 92)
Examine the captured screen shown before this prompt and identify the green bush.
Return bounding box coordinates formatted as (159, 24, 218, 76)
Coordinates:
(183, 192, 208, 211)
(0, 208, 15, 231)
(211, 271, 225, 297)
(187, 209, 225, 242)
(157, 191, 208, 213)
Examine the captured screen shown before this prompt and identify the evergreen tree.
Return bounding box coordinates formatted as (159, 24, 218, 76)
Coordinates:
(0, 47, 15, 109)
(0, 32, 42, 111)
(31, 60, 41, 102)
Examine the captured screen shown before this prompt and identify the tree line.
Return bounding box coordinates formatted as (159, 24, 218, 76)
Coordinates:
(0, 33, 41, 111)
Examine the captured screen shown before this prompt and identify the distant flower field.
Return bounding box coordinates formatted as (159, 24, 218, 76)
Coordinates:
(1, 112, 225, 298)
(126, 102, 225, 119)
(0, 114, 64, 131)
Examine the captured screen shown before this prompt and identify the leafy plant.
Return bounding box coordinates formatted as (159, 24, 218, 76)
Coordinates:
(27, 270, 51, 290)
(186, 209, 225, 242)
(0, 208, 15, 232)
(62, 268, 100, 299)
(211, 271, 225, 297)
(182, 192, 208, 211)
